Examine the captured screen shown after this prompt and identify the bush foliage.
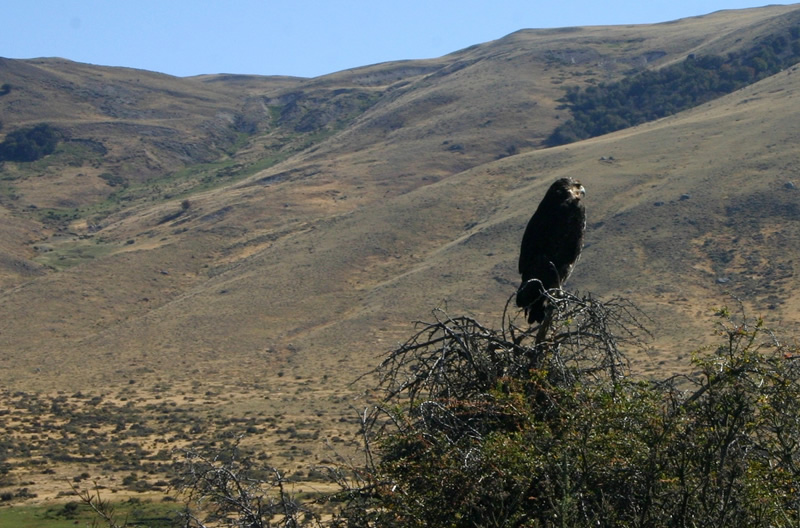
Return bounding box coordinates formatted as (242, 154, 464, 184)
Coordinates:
(333, 296, 800, 527)
(0, 123, 59, 162)
(547, 26, 800, 146)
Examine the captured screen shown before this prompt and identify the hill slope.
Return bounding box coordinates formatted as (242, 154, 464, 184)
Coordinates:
(0, 4, 799, 391)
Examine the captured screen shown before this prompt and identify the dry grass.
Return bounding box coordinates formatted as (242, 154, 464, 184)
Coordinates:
(0, 377, 364, 506)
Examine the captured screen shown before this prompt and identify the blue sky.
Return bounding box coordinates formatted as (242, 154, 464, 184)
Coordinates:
(3, 1, 797, 78)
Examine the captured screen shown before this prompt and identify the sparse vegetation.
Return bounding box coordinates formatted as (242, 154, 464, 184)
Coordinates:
(0, 387, 305, 502)
(99, 172, 128, 188)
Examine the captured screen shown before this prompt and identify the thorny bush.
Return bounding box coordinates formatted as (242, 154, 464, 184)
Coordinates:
(338, 295, 800, 527)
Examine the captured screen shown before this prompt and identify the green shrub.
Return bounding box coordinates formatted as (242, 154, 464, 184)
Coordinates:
(0, 123, 59, 162)
(99, 172, 128, 188)
(334, 298, 800, 527)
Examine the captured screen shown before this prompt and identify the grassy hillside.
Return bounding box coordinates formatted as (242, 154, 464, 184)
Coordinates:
(1, 3, 800, 508)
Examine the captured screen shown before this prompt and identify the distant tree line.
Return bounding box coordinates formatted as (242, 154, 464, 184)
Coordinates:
(546, 26, 800, 146)
(0, 123, 59, 162)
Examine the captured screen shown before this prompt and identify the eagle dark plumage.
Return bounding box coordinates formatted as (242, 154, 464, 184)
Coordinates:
(516, 177, 586, 324)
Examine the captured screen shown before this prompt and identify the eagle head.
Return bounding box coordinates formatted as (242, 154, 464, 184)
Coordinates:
(552, 177, 586, 202)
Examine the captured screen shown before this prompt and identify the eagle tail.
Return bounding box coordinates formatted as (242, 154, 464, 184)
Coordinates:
(516, 279, 547, 324)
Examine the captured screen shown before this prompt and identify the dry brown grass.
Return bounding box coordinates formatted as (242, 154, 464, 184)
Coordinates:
(0, 378, 364, 505)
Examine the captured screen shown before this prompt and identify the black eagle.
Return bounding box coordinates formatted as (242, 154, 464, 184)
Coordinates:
(516, 177, 586, 324)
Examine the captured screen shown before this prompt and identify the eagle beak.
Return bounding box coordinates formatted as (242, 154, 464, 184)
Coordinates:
(579, 185, 586, 197)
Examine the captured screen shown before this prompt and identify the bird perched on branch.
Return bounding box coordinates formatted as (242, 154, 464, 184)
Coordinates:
(516, 177, 586, 324)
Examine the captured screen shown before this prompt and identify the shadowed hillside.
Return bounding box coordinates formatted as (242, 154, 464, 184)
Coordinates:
(2, 3, 800, 505)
